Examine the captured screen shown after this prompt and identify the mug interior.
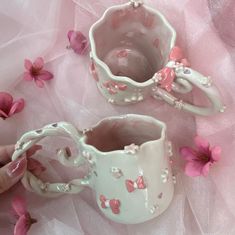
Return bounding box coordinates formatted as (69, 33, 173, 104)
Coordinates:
(91, 4, 175, 83)
(85, 116, 163, 152)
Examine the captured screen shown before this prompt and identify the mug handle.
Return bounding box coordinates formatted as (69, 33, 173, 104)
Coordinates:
(12, 122, 90, 197)
(152, 64, 225, 116)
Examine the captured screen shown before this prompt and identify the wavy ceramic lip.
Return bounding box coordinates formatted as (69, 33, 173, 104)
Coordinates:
(80, 114, 166, 155)
(89, 2, 177, 88)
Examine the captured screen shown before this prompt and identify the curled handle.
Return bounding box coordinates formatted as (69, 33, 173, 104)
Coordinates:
(152, 64, 225, 116)
(12, 122, 90, 198)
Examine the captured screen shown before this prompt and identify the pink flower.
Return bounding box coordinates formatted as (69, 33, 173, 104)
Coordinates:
(158, 67, 176, 92)
(180, 136, 221, 177)
(169, 46, 190, 67)
(0, 92, 25, 120)
(67, 30, 89, 55)
(23, 57, 53, 88)
(12, 196, 37, 235)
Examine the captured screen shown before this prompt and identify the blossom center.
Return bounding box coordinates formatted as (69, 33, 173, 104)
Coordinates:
(198, 153, 210, 163)
(30, 67, 41, 77)
(25, 213, 37, 230)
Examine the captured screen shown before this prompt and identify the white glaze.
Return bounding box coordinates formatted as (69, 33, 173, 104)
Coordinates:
(89, 2, 224, 116)
(12, 115, 174, 224)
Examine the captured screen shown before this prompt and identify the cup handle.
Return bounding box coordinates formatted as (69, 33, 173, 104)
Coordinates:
(152, 65, 225, 116)
(12, 122, 90, 197)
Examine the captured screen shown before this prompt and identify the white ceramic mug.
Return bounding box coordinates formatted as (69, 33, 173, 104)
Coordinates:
(89, 1, 225, 116)
(12, 114, 174, 224)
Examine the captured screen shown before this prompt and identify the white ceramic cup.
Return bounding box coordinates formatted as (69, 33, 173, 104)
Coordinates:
(12, 114, 174, 224)
(89, 1, 225, 116)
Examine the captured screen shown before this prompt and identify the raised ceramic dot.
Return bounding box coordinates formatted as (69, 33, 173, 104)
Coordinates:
(124, 98, 131, 103)
(220, 105, 227, 113)
(82, 150, 90, 158)
(150, 204, 159, 214)
(40, 182, 49, 192)
(130, 0, 143, 8)
(108, 98, 114, 104)
(167, 141, 173, 156)
(82, 128, 92, 134)
(161, 168, 169, 183)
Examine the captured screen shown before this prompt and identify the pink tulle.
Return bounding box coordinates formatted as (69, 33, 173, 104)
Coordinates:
(0, 0, 235, 234)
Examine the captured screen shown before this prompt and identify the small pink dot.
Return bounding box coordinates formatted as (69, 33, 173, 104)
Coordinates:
(116, 49, 128, 58)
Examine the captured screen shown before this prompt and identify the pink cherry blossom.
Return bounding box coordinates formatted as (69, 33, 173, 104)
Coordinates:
(67, 30, 89, 55)
(12, 196, 37, 235)
(124, 144, 139, 154)
(23, 57, 53, 88)
(158, 67, 176, 92)
(180, 136, 221, 177)
(169, 46, 190, 67)
(0, 92, 25, 120)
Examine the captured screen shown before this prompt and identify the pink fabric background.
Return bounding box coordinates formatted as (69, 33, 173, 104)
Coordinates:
(0, 0, 235, 234)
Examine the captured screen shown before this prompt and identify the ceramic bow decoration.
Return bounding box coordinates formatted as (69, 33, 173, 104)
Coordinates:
(12, 114, 174, 224)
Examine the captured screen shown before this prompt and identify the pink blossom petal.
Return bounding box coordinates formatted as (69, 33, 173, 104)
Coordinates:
(0, 92, 13, 113)
(23, 72, 33, 81)
(181, 58, 190, 67)
(14, 215, 28, 235)
(37, 70, 53, 81)
(67, 30, 74, 40)
(35, 79, 45, 88)
(159, 67, 176, 92)
(0, 109, 9, 119)
(202, 162, 211, 177)
(24, 59, 32, 70)
(194, 136, 210, 153)
(169, 46, 184, 62)
(180, 147, 198, 161)
(211, 146, 221, 162)
(9, 98, 25, 116)
(12, 196, 27, 216)
(185, 161, 204, 177)
(33, 57, 44, 70)
(68, 30, 89, 55)
(27, 158, 46, 177)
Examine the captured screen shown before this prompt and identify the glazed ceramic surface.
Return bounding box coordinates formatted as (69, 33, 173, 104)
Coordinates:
(89, 1, 225, 116)
(12, 114, 174, 224)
